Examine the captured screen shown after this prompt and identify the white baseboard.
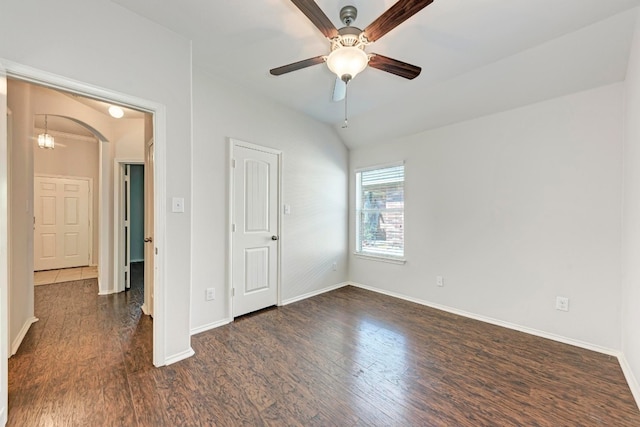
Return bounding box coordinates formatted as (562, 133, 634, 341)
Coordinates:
(11, 317, 39, 356)
(165, 347, 195, 366)
(191, 318, 232, 336)
(98, 289, 117, 296)
(281, 282, 349, 306)
(618, 354, 640, 410)
(0, 406, 6, 426)
(349, 282, 619, 356)
(141, 304, 150, 316)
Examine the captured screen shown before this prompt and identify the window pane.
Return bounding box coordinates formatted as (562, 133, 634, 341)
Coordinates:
(356, 165, 404, 258)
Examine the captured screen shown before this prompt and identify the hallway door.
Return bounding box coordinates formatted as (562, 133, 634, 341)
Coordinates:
(34, 176, 90, 271)
(231, 141, 280, 317)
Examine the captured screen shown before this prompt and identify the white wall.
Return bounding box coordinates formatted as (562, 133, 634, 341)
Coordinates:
(350, 83, 625, 350)
(7, 80, 35, 356)
(190, 67, 348, 332)
(622, 8, 640, 401)
(1, 0, 192, 364)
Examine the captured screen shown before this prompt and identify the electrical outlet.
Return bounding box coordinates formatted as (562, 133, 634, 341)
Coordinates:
(205, 288, 215, 301)
(556, 296, 569, 312)
(436, 276, 444, 287)
(332, 261, 337, 271)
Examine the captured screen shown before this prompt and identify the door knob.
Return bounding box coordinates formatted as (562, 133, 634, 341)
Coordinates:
(271, 235, 279, 241)
(144, 237, 153, 243)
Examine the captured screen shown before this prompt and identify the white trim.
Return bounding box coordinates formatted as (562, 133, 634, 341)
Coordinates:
(1, 66, 9, 427)
(353, 253, 406, 265)
(10, 317, 38, 356)
(98, 289, 118, 296)
(191, 318, 232, 336)
(619, 354, 640, 410)
(165, 347, 195, 366)
(281, 282, 349, 306)
(226, 141, 233, 319)
(228, 138, 282, 318)
(152, 108, 167, 368)
(6, 108, 11, 357)
(2, 59, 168, 369)
(141, 303, 150, 316)
(349, 282, 621, 356)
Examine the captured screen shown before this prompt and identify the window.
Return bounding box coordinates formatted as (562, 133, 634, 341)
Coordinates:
(355, 163, 405, 261)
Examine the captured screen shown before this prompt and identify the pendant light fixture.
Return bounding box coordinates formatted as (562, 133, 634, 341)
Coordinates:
(37, 115, 55, 149)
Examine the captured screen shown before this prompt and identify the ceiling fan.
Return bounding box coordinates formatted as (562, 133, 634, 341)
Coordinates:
(270, 0, 434, 102)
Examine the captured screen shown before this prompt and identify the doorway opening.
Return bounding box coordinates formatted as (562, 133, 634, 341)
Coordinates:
(5, 75, 160, 363)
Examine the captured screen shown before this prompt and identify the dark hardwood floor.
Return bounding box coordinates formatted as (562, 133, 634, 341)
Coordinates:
(8, 279, 640, 426)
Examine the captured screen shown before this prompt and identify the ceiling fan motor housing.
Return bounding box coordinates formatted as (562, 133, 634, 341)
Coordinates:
(340, 5, 358, 26)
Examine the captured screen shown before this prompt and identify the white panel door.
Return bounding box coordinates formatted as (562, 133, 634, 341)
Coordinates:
(34, 176, 90, 271)
(232, 143, 279, 317)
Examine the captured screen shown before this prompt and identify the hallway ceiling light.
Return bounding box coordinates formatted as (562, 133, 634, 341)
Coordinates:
(109, 105, 124, 118)
(37, 115, 55, 149)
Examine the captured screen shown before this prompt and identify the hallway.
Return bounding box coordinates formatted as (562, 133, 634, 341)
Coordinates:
(8, 270, 150, 426)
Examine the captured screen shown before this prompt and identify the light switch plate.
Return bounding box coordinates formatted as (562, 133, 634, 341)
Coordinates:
(172, 197, 185, 213)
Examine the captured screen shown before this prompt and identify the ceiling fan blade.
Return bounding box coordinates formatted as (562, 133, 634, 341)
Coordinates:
(369, 54, 422, 79)
(270, 56, 326, 76)
(332, 77, 346, 102)
(364, 0, 434, 42)
(290, 0, 338, 39)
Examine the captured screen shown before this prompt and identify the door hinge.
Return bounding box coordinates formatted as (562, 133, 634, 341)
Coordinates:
(155, 248, 158, 255)
(231, 159, 236, 168)
(232, 288, 235, 297)
(232, 224, 236, 232)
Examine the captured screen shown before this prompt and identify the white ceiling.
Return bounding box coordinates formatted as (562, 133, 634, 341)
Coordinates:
(112, 0, 640, 147)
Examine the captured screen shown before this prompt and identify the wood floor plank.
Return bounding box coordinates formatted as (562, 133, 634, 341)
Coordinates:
(7, 280, 640, 426)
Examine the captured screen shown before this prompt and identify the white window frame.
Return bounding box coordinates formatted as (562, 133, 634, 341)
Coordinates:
(355, 161, 406, 264)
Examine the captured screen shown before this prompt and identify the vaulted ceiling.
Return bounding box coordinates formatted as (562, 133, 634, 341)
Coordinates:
(112, 0, 640, 147)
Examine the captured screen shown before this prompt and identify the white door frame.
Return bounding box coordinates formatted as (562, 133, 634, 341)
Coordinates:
(227, 138, 282, 319)
(0, 72, 9, 424)
(113, 159, 144, 293)
(34, 174, 93, 270)
(0, 59, 167, 368)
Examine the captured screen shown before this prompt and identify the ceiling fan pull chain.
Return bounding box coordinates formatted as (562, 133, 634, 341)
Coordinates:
(342, 83, 349, 128)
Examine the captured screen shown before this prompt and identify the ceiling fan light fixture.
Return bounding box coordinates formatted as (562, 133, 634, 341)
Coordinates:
(326, 46, 369, 81)
(37, 114, 55, 149)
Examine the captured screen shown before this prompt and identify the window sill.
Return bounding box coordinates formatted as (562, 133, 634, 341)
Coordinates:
(354, 253, 406, 265)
